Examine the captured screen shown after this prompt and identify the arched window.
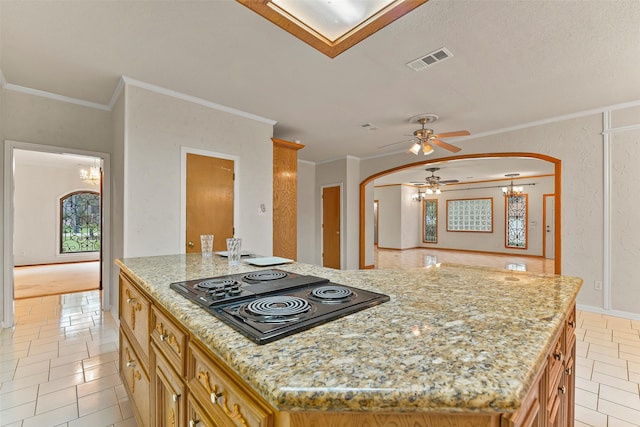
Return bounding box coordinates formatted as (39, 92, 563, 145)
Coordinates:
(60, 191, 101, 253)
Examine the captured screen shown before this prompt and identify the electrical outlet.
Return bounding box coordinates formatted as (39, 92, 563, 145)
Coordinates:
(594, 281, 603, 291)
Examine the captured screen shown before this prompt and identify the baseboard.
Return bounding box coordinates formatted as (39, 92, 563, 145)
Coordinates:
(577, 304, 640, 321)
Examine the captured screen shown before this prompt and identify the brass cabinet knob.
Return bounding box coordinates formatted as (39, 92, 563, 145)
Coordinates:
(188, 241, 195, 248)
(126, 360, 136, 368)
(189, 420, 199, 427)
(159, 334, 168, 342)
(569, 320, 576, 327)
(127, 298, 137, 304)
(565, 367, 572, 375)
(553, 351, 563, 361)
(172, 393, 180, 402)
(558, 385, 566, 394)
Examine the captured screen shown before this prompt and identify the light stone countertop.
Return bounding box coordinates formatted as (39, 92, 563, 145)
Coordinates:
(115, 254, 582, 414)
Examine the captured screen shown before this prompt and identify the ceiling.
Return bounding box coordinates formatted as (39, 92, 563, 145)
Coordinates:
(2, 1, 639, 182)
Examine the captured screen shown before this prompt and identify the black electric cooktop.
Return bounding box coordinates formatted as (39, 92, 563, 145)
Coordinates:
(169, 269, 389, 344)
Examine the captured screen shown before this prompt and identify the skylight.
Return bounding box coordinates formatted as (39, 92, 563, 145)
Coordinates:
(236, 0, 428, 58)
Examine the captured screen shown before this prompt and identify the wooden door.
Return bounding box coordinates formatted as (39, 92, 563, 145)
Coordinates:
(186, 154, 234, 253)
(543, 195, 555, 260)
(322, 186, 341, 269)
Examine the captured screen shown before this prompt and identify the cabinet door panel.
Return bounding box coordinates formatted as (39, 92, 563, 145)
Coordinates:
(120, 327, 150, 427)
(154, 343, 185, 427)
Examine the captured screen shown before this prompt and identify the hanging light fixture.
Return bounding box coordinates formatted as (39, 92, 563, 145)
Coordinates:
(502, 173, 523, 197)
(80, 160, 101, 185)
(412, 189, 427, 202)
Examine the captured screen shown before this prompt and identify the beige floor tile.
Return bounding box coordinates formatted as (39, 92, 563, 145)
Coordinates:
(118, 396, 133, 420)
(38, 372, 85, 396)
(0, 340, 30, 355)
(82, 352, 118, 370)
(0, 371, 49, 395)
(575, 403, 608, 427)
(21, 403, 78, 427)
(17, 350, 59, 367)
(87, 342, 118, 358)
(597, 399, 640, 425)
(585, 329, 614, 341)
(78, 387, 118, 417)
(77, 373, 122, 398)
(0, 401, 37, 426)
(28, 340, 59, 356)
(575, 387, 598, 409)
(59, 342, 88, 357)
(84, 362, 118, 382)
(614, 336, 640, 348)
(591, 371, 639, 394)
(575, 376, 600, 394)
(0, 384, 38, 410)
(593, 361, 629, 380)
(50, 350, 90, 368)
(68, 404, 123, 427)
(13, 359, 50, 379)
(588, 348, 623, 365)
(599, 384, 640, 410)
(621, 351, 640, 364)
(629, 361, 640, 374)
(0, 358, 18, 374)
(608, 417, 640, 427)
(621, 344, 640, 356)
(49, 361, 84, 381)
(584, 336, 618, 349)
(36, 386, 78, 415)
(114, 417, 138, 427)
(629, 371, 640, 383)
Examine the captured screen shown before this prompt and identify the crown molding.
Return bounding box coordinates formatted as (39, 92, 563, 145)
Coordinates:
(2, 82, 111, 111)
(120, 76, 277, 126)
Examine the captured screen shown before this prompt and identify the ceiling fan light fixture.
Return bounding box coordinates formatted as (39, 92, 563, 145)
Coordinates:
(435, 187, 441, 194)
(425, 188, 434, 195)
(409, 142, 422, 155)
(422, 143, 434, 155)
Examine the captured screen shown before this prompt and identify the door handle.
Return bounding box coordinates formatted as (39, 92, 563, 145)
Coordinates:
(188, 241, 195, 248)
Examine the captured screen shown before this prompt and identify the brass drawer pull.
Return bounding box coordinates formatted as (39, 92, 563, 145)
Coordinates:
(172, 393, 180, 402)
(160, 334, 168, 341)
(127, 297, 137, 304)
(126, 360, 136, 368)
(553, 350, 563, 361)
(565, 367, 572, 375)
(558, 385, 566, 394)
(189, 419, 199, 427)
(568, 320, 576, 327)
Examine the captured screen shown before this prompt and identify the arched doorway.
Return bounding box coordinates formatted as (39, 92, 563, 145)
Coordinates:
(359, 152, 562, 273)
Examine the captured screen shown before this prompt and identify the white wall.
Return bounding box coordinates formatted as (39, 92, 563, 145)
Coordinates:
(375, 186, 402, 249)
(414, 176, 554, 255)
(13, 156, 100, 265)
(297, 160, 316, 264)
(1, 89, 113, 326)
(123, 85, 274, 258)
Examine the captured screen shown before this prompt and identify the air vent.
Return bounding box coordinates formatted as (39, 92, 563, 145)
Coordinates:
(406, 47, 453, 72)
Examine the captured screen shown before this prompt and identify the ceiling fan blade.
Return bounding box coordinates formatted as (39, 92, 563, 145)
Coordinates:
(433, 130, 470, 139)
(431, 138, 461, 153)
(378, 138, 415, 149)
(439, 179, 459, 184)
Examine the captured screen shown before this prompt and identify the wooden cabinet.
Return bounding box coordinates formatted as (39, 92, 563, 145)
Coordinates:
(120, 325, 150, 427)
(188, 341, 274, 427)
(152, 342, 186, 427)
(118, 270, 576, 427)
(272, 138, 304, 260)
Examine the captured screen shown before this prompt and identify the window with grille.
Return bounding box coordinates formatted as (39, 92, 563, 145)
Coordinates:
(505, 194, 527, 249)
(423, 199, 438, 243)
(60, 191, 101, 253)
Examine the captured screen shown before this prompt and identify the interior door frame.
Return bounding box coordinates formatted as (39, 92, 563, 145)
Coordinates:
(321, 183, 344, 269)
(3, 140, 111, 328)
(180, 147, 239, 252)
(543, 194, 555, 259)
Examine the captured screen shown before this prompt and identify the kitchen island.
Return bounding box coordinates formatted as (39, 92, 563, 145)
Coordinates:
(115, 254, 582, 427)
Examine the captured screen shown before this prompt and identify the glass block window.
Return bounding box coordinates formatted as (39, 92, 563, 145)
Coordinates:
(60, 191, 101, 253)
(505, 194, 527, 249)
(446, 198, 493, 232)
(423, 199, 438, 243)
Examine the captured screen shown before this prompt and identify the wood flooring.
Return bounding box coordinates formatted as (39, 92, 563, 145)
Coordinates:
(14, 262, 100, 300)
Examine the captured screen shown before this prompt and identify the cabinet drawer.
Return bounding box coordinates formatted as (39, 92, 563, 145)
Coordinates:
(153, 342, 186, 427)
(565, 304, 577, 351)
(152, 306, 187, 376)
(120, 273, 150, 367)
(120, 327, 150, 427)
(188, 342, 274, 427)
(188, 393, 217, 427)
(546, 333, 564, 397)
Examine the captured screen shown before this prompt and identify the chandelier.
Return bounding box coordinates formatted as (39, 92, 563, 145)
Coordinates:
(80, 161, 101, 185)
(502, 173, 523, 197)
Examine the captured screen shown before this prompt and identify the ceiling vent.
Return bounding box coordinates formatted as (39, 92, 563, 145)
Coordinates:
(406, 47, 453, 72)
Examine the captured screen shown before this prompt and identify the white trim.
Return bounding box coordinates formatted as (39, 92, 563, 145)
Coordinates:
(2, 141, 113, 329)
(602, 123, 640, 134)
(320, 183, 344, 270)
(3, 83, 111, 111)
(180, 147, 240, 252)
(122, 76, 277, 126)
(0, 69, 6, 87)
(578, 304, 640, 321)
(602, 112, 612, 311)
(108, 77, 126, 110)
(297, 158, 315, 166)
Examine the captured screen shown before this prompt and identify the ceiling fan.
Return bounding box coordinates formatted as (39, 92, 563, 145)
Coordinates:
(410, 167, 459, 194)
(379, 114, 470, 155)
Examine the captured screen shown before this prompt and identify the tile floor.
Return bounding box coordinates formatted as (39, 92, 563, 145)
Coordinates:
(0, 291, 136, 427)
(1, 277, 639, 426)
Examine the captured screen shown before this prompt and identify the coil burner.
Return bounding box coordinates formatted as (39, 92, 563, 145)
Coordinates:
(243, 271, 288, 283)
(309, 285, 354, 303)
(242, 296, 312, 323)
